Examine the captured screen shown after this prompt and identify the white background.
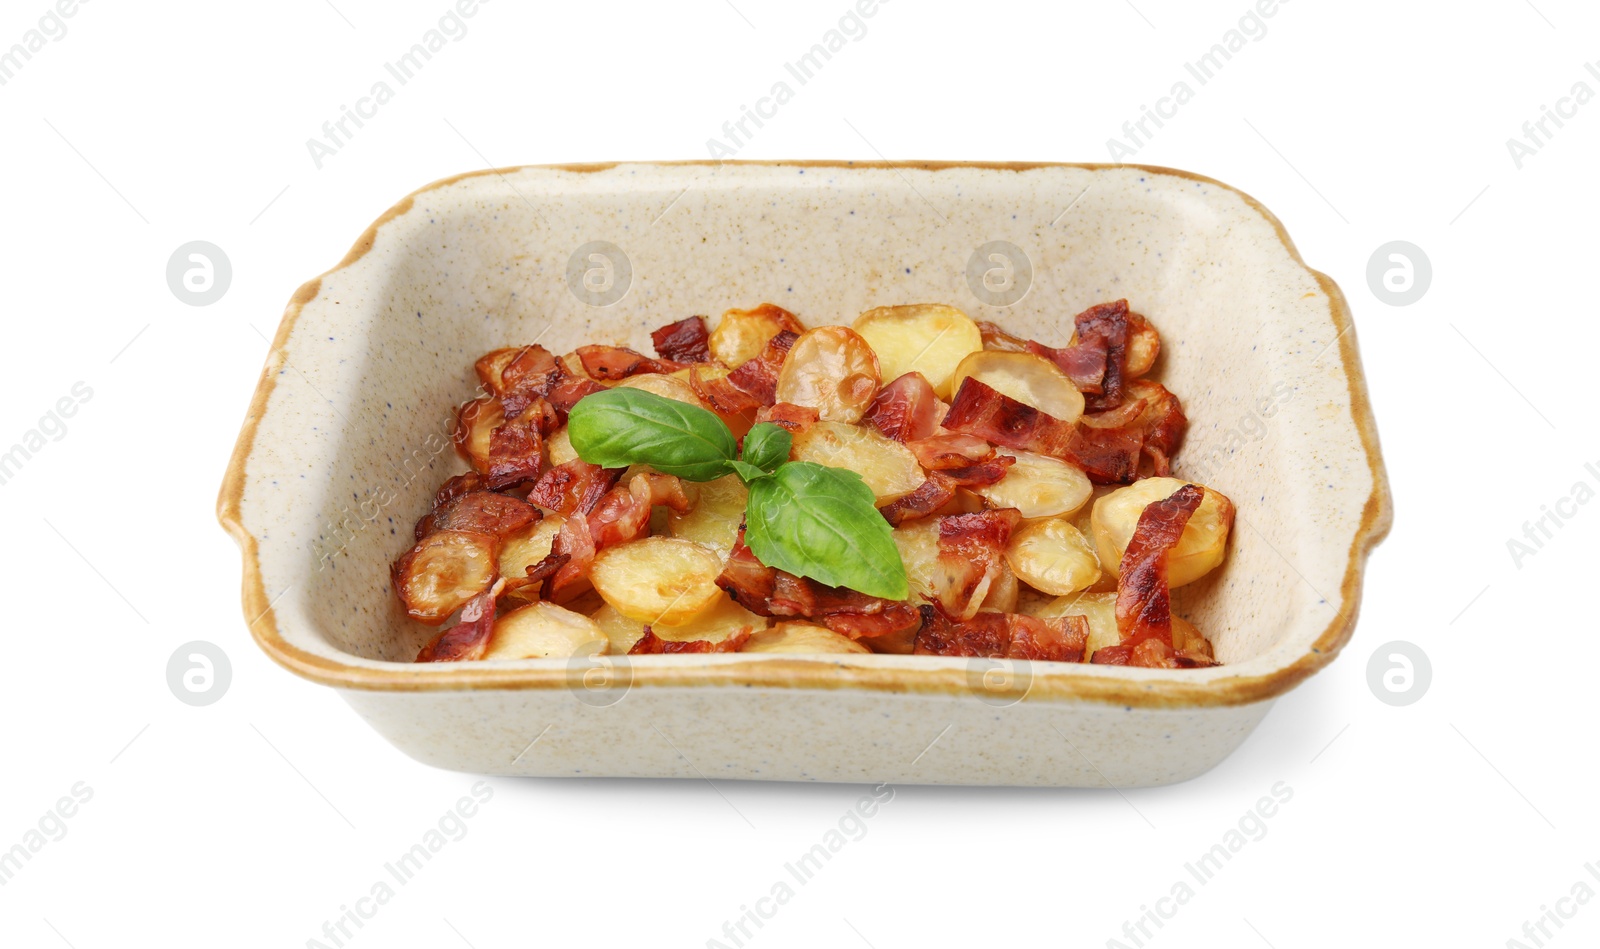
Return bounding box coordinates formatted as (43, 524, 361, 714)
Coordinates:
(1, 1, 1594, 946)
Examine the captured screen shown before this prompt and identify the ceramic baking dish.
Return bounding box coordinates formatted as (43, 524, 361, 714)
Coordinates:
(218, 161, 1391, 787)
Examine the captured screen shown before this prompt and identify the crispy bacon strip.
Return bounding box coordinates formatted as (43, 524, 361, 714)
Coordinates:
(936, 509, 1021, 620)
(1112, 483, 1204, 664)
(906, 433, 1015, 487)
(416, 582, 503, 662)
(1129, 381, 1187, 477)
(629, 629, 752, 654)
(485, 415, 545, 490)
(499, 551, 570, 605)
(533, 515, 595, 602)
(723, 330, 797, 406)
(415, 490, 537, 540)
(863, 372, 942, 442)
(976, 321, 1030, 353)
(690, 367, 765, 416)
(1008, 614, 1090, 662)
(498, 346, 564, 418)
(1065, 425, 1144, 485)
(651, 316, 713, 363)
(527, 460, 624, 517)
(821, 604, 923, 649)
(587, 473, 692, 549)
(1027, 300, 1132, 410)
(753, 402, 819, 435)
(431, 472, 486, 509)
(913, 606, 1012, 657)
(716, 530, 905, 619)
(878, 474, 956, 526)
(911, 607, 1088, 661)
(942, 378, 1078, 459)
(576, 345, 682, 381)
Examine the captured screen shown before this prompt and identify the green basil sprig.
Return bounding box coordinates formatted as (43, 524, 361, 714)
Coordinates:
(566, 388, 908, 599)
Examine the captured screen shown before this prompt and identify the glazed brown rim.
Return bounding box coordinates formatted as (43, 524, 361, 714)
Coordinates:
(216, 160, 1393, 708)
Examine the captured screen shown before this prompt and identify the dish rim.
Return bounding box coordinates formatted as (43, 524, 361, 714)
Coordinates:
(216, 159, 1393, 709)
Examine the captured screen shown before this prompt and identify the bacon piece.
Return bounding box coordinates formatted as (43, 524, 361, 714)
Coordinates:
(651, 316, 713, 363)
(1129, 381, 1187, 477)
(431, 472, 486, 509)
(907, 433, 1016, 487)
(717, 536, 778, 612)
(416, 490, 537, 541)
(753, 402, 819, 435)
(531, 515, 595, 603)
(1078, 399, 1148, 431)
(976, 321, 1030, 353)
(936, 509, 1021, 620)
(1008, 614, 1089, 662)
(1114, 483, 1204, 655)
(416, 584, 503, 662)
(690, 367, 765, 416)
(1027, 300, 1132, 411)
(863, 372, 942, 442)
(914, 607, 1088, 662)
(716, 530, 905, 619)
(526, 460, 624, 517)
(723, 330, 798, 406)
(821, 604, 923, 649)
(1090, 644, 1132, 665)
(629, 629, 752, 654)
(879, 474, 956, 526)
(913, 606, 1012, 657)
(485, 415, 545, 490)
(586, 473, 692, 550)
(943, 378, 1078, 459)
(546, 372, 607, 418)
(498, 346, 564, 418)
(576, 345, 682, 381)
(1065, 425, 1144, 485)
(499, 551, 570, 605)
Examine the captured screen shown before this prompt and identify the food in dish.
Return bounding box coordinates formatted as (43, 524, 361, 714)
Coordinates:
(393, 300, 1234, 667)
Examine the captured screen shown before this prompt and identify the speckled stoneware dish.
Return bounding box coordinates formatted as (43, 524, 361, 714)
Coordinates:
(218, 161, 1391, 787)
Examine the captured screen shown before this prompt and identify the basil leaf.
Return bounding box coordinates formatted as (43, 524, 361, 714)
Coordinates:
(740, 423, 792, 474)
(745, 461, 909, 600)
(727, 460, 771, 484)
(567, 388, 737, 481)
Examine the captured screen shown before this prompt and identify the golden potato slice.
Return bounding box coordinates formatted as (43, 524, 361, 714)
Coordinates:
(592, 594, 765, 654)
(853, 304, 982, 399)
(497, 515, 565, 581)
(588, 536, 725, 625)
(617, 372, 709, 408)
(657, 596, 767, 644)
(393, 530, 499, 624)
(744, 623, 870, 655)
(545, 427, 577, 467)
(1126, 315, 1161, 377)
(950, 351, 1084, 425)
(591, 603, 646, 655)
(774, 326, 882, 424)
(481, 601, 608, 660)
(1004, 518, 1101, 595)
(1033, 591, 1117, 660)
(452, 397, 505, 474)
(790, 422, 924, 504)
(1090, 477, 1234, 587)
(666, 474, 749, 555)
(979, 561, 1019, 613)
(892, 516, 942, 603)
(709, 304, 803, 368)
(970, 450, 1092, 519)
